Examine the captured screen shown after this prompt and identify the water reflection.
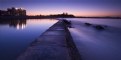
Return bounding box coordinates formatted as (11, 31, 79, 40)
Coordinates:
(16, 23, 26, 30)
(0, 19, 57, 60)
(0, 19, 27, 30)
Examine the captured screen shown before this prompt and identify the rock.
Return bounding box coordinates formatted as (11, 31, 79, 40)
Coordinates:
(94, 25, 105, 30)
(62, 20, 72, 28)
(85, 23, 92, 26)
(63, 20, 71, 25)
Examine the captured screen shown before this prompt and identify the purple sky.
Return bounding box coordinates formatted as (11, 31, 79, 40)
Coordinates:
(0, 0, 121, 17)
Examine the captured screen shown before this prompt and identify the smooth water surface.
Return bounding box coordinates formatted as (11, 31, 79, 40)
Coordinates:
(66, 18, 121, 28)
(66, 18, 121, 60)
(0, 19, 58, 60)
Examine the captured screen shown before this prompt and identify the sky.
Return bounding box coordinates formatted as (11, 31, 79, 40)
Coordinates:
(0, 0, 121, 17)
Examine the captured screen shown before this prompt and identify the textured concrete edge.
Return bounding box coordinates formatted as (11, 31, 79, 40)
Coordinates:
(63, 21, 82, 60)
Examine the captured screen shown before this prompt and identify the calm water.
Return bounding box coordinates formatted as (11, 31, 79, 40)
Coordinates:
(0, 18, 121, 60)
(0, 19, 58, 60)
(66, 18, 121, 60)
(66, 18, 121, 28)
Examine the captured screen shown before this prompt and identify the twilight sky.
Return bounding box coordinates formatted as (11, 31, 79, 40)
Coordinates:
(0, 0, 121, 17)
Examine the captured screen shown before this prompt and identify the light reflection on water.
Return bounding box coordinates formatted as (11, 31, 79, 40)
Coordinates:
(16, 24, 26, 30)
(0, 19, 58, 60)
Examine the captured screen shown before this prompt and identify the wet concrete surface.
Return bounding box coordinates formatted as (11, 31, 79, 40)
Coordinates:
(17, 20, 81, 60)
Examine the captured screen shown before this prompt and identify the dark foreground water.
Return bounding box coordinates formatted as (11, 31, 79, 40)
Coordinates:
(0, 19, 58, 60)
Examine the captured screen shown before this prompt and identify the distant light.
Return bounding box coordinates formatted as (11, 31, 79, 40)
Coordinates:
(15, 8, 18, 9)
(20, 8, 24, 10)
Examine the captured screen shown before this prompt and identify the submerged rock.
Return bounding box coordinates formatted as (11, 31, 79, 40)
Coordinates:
(63, 20, 72, 28)
(94, 25, 105, 30)
(85, 23, 92, 26)
(63, 20, 71, 25)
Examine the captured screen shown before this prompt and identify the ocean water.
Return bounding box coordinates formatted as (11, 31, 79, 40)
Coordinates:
(67, 18, 121, 60)
(0, 19, 58, 60)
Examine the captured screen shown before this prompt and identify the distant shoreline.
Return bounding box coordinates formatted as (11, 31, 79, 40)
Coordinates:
(76, 16, 121, 19)
(0, 16, 121, 20)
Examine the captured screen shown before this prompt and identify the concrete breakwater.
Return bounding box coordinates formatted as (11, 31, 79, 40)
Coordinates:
(17, 20, 81, 60)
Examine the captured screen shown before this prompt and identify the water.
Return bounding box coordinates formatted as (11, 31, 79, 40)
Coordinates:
(1, 18, 121, 60)
(66, 18, 121, 28)
(66, 18, 121, 60)
(0, 19, 58, 60)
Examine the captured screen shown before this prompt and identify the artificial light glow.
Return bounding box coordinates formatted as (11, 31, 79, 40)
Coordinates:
(16, 24, 26, 30)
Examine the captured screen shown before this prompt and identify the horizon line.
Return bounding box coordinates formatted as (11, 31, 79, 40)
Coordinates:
(26, 14, 121, 17)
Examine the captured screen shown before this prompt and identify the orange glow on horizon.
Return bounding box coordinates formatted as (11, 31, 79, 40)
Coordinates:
(27, 11, 121, 17)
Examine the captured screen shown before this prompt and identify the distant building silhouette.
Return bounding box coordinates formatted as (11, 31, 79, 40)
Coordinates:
(0, 10, 8, 16)
(0, 7, 26, 16)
